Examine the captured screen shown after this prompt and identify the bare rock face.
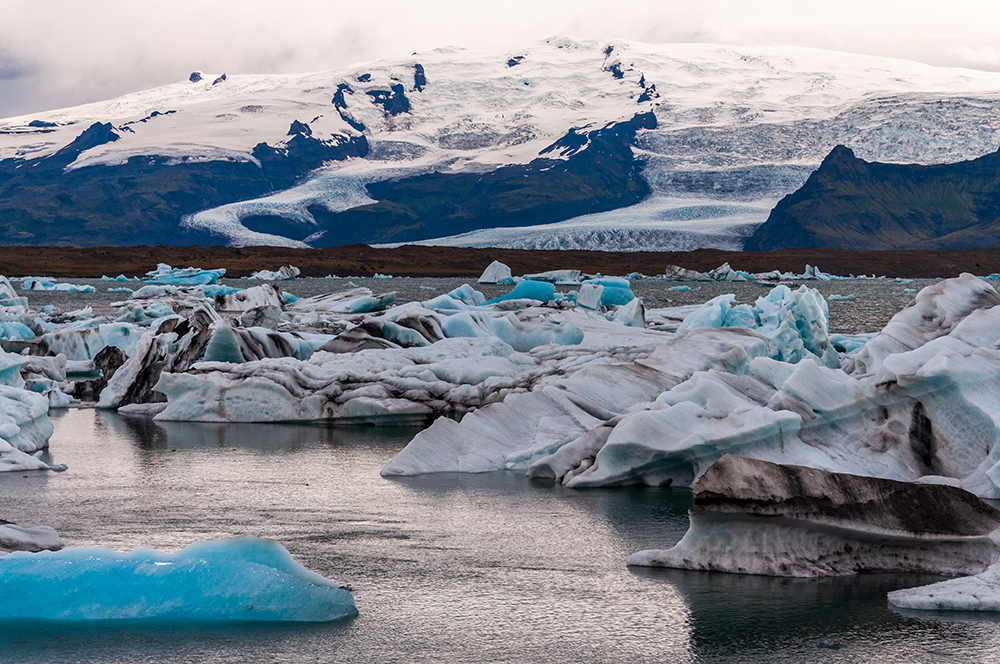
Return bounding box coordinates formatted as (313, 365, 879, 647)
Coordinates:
(629, 456, 1000, 577)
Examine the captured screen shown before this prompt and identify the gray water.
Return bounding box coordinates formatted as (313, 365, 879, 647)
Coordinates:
(2, 409, 999, 663)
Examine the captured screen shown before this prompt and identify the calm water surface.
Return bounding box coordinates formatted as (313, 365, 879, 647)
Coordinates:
(1, 410, 998, 663)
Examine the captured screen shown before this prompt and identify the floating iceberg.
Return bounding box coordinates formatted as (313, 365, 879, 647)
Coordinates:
(144, 263, 226, 286)
(477, 261, 515, 285)
(248, 265, 300, 281)
(521, 269, 582, 286)
(0, 537, 357, 621)
(629, 456, 1000, 577)
(888, 562, 1000, 612)
(21, 278, 95, 293)
(0, 522, 63, 553)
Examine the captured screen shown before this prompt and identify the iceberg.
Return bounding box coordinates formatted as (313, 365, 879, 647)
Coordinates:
(144, 263, 226, 286)
(21, 278, 95, 293)
(248, 265, 300, 281)
(629, 456, 1000, 577)
(0, 522, 63, 553)
(888, 562, 1000, 612)
(521, 269, 582, 285)
(0, 537, 357, 621)
(477, 260, 515, 285)
(288, 287, 396, 314)
(485, 280, 555, 305)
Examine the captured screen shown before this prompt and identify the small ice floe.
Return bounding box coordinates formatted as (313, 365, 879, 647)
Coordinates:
(248, 265, 300, 281)
(0, 522, 63, 553)
(0, 537, 357, 621)
(477, 260, 515, 285)
(144, 263, 226, 286)
(21, 278, 94, 293)
(826, 294, 855, 301)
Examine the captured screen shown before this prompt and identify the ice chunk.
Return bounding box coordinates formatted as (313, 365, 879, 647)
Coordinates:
(0, 523, 63, 553)
(664, 265, 712, 281)
(609, 298, 645, 328)
(485, 280, 555, 305)
(827, 294, 855, 301)
(629, 456, 1000, 577)
(248, 265, 300, 281)
(521, 269, 581, 285)
(144, 263, 226, 286)
(215, 284, 285, 311)
(21, 278, 95, 293)
(288, 287, 395, 314)
(0, 537, 357, 621)
(477, 260, 515, 285)
(888, 561, 1000, 612)
(576, 283, 603, 310)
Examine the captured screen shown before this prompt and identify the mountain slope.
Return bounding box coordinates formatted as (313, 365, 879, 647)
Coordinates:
(3, 38, 1000, 249)
(745, 146, 1000, 251)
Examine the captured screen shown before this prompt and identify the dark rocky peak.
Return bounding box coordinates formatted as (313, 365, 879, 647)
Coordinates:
(356, 73, 371, 82)
(507, 55, 525, 68)
(638, 73, 645, 88)
(251, 131, 369, 190)
(120, 110, 178, 129)
(212, 73, 227, 85)
(287, 120, 312, 137)
(189, 71, 203, 83)
(606, 62, 625, 79)
(54, 122, 119, 159)
(815, 145, 869, 179)
(539, 127, 590, 158)
(413, 63, 426, 91)
(331, 83, 366, 132)
(28, 120, 57, 128)
(603, 44, 614, 58)
(637, 83, 658, 103)
(367, 84, 410, 116)
(332, 83, 352, 109)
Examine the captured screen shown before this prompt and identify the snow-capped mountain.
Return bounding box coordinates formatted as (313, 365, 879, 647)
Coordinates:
(3, 37, 1000, 250)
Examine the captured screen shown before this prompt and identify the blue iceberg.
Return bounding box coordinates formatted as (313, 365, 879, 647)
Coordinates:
(0, 537, 357, 622)
(144, 263, 227, 286)
(485, 280, 555, 305)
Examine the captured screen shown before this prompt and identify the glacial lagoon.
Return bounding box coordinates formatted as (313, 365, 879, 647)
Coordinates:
(3, 277, 1000, 662)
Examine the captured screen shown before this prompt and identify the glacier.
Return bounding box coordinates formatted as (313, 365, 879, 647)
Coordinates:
(5, 39, 1000, 249)
(0, 537, 358, 622)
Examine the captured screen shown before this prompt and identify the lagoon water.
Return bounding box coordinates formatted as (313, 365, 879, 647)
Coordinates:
(3, 409, 999, 663)
(3, 277, 999, 662)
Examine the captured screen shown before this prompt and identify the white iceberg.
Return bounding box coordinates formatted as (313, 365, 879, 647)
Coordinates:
(0, 537, 357, 621)
(477, 260, 515, 285)
(21, 278, 95, 293)
(248, 265, 300, 281)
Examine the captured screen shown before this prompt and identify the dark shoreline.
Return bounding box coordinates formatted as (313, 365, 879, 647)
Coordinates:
(1, 244, 1000, 279)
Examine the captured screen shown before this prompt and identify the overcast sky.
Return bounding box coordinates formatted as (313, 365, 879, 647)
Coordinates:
(3, 0, 1000, 119)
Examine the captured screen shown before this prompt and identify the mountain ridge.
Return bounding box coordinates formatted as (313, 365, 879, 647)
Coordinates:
(3, 38, 1000, 250)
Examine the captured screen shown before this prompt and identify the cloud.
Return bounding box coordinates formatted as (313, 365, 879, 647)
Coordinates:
(2, 0, 1000, 118)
